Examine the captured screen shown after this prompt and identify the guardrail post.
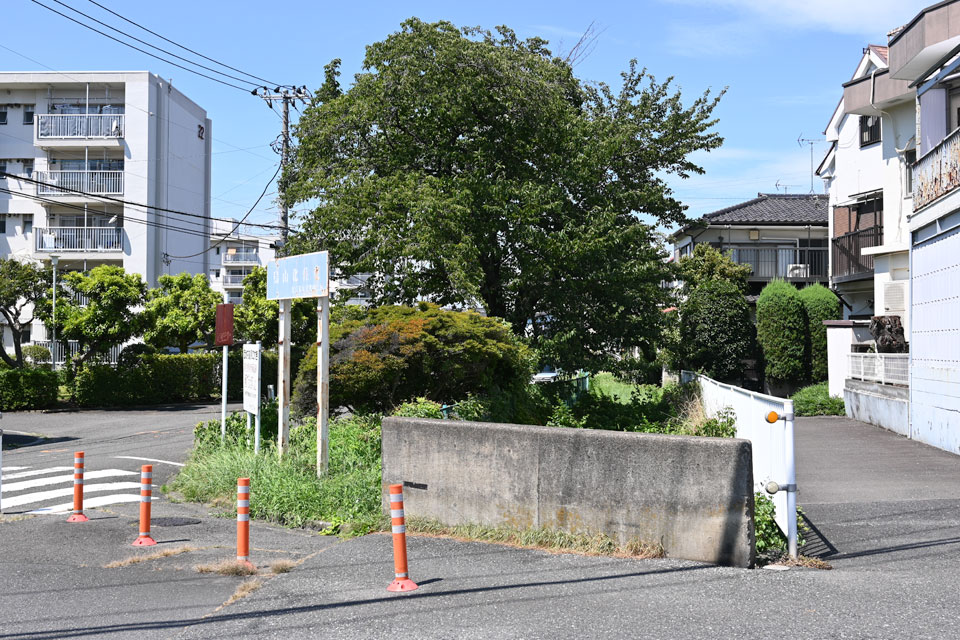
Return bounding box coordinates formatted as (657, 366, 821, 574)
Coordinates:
(784, 399, 798, 559)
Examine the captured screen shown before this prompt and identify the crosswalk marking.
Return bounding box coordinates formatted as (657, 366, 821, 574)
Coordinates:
(2, 466, 74, 481)
(1, 466, 29, 473)
(1, 482, 149, 509)
(2, 469, 138, 493)
(28, 494, 149, 515)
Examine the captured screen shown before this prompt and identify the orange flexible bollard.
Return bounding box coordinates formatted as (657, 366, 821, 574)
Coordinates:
(132, 465, 156, 546)
(66, 451, 88, 523)
(237, 478, 252, 566)
(387, 484, 418, 592)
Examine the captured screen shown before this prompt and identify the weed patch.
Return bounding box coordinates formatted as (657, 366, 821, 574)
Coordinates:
(225, 578, 263, 605)
(791, 382, 845, 416)
(195, 559, 259, 576)
(269, 559, 295, 574)
(104, 545, 196, 568)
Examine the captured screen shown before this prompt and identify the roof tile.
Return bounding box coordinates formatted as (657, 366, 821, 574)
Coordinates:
(701, 193, 828, 226)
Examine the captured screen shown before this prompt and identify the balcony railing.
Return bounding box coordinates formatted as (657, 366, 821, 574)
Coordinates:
(32, 340, 122, 366)
(222, 274, 249, 286)
(36, 114, 125, 139)
(35, 170, 123, 196)
(832, 226, 882, 281)
(35, 226, 125, 253)
(915, 127, 960, 210)
(849, 353, 909, 386)
(726, 246, 828, 280)
(222, 251, 259, 265)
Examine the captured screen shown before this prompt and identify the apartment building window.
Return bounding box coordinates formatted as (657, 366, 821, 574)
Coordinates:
(0, 160, 6, 174)
(22, 161, 33, 178)
(0, 218, 6, 234)
(904, 149, 917, 194)
(0, 107, 6, 125)
(860, 115, 881, 147)
(20, 325, 31, 344)
(23, 215, 32, 234)
(22, 104, 34, 125)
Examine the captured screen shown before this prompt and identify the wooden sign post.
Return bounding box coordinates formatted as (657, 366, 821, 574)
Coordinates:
(214, 303, 235, 442)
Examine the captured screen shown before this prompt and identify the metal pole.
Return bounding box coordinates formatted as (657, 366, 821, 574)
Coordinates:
(51, 255, 58, 370)
(317, 295, 329, 475)
(280, 94, 289, 252)
(784, 398, 798, 559)
(246, 412, 252, 446)
(1, 427, 4, 514)
(221, 344, 228, 441)
(254, 340, 261, 454)
(278, 299, 291, 456)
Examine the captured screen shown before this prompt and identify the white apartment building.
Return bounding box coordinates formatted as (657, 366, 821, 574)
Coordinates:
(207, 220, 277, 306)
(0, 70, 212, 354)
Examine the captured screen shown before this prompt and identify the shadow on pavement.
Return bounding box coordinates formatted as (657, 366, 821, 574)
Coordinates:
(798, 512, 838, 559)
(2, 433, 77, 450)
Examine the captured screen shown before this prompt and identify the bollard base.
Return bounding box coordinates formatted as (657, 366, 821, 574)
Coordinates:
(132, 535, 157, 547)
(236, 558, 256, 569)
(387, 578, 419, 593)
(66, 513, 89, 523)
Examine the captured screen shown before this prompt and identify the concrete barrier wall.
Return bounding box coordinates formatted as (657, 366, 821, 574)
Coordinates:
(382, 417, 756, 567)
(845, 379, 910, 437)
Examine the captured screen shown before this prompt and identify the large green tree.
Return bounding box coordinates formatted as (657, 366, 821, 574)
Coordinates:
(677, 243, 752, 293)
(285, 18, 724, 370)
(0, 258, 49, 368)
(143, 273, 221, 353)
(234, 266, 320, 348)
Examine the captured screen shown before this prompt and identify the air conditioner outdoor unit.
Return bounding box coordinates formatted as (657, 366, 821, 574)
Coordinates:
(787, 263, 810, 278)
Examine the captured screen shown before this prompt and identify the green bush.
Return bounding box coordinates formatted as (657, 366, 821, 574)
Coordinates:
(791, 381, 845, 416)
(291, 303, 533, 417)
(392, 397, 445, 419)
(756, 280, 807, 383)
(193, 400, 280, 452)
(74, 353, 220, 406)
(21, 344, 51, 365)
(0, 367, 58, 410)
(226, 348, 282, 401)
(754, 492, 808, 556)
(116, 343, 157, 370)
(678, 279, 756, 382)
(798, 284, 841, 382)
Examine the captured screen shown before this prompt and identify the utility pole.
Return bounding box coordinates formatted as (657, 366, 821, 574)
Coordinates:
(251, 86, 310, 255)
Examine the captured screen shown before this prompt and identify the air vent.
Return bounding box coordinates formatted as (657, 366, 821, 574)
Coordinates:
(884, 281, 906, 313)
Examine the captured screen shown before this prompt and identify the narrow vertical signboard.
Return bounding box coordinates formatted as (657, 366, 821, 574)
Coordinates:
(243, 342, 262, 453)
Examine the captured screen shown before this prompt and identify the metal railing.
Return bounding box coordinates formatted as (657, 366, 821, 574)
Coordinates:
(35, 226, 124, 252)
(832, 226, 882, 280)
(222, 252, 259, 265)
(32, 340, 122, 366)
(682, 371, 795, 542)
(222, 274, 249, 286)
(36, 114, 125, 139)
(914, 127, 960, 210)
(35, 170, 123, 196)
(848, 353, 909, 386)
(727, 246, 828, 280)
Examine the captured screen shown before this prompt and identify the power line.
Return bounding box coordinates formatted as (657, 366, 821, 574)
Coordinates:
(86, 0, 284, 88)
(1, 172, 287, 231)
(164, 165, 281, 259)
(47, 0, 263, 89)
(27, 0, 252, 92)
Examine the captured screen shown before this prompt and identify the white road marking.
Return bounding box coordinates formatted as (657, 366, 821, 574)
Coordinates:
(2, 482, 149, 509)
(113, 456, 185, 468)
(1, 469, 137, 493)
(2, 467, 73, 481)
(27, 494, 150, 515)
(0, 466, 29, 472)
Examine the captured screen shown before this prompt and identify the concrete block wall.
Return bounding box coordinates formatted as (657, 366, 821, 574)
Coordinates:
(382, 417, 756, 567)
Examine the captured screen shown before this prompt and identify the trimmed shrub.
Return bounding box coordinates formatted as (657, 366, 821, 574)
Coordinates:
(291, 304, 533, 417)
(21, 344, 52, 365)
(392, 398, 445, 419)
(117, 343, 157, 370)
(74, 353, 219, 406)
(756, 280, 807, 383)
(791, 382, 845, 416)
(226, 348, 287, 402)
(798, 284, 841, 382)
(0, 367, 58, 410)
(678, 279, 756, 382)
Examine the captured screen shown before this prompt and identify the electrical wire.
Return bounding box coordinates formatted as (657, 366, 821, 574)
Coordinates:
(86, 0, 285, 89)
(1, 172, 287, 231)
(27, 0, 252, 92)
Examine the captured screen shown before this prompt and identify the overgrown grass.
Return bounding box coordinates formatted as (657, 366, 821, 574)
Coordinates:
(103, 545, 196, 568)
(590, 372, 639, 404)
(171, 412, 384, 535)
(791, 382, 845, 416)
(195, 559, 259, 576)
(408, 518, 664, 559)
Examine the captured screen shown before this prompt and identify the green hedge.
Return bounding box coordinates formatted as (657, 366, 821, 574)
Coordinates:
(0, 368, 58, 410)
(756, 280, 807, 383)
(225, 348, 299, 402)
(678, 279, 756, 381)
(74, 353, 220, 406)
(798, 284, 841, 382)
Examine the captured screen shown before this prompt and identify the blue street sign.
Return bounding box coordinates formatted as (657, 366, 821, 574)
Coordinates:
(266, 251, 329, 300)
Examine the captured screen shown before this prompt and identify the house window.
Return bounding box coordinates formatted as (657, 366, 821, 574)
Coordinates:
(0, 107, 6, 125)
(22, 104, 34, 125)
(20, 325, 31, 344)
(904, 149, 917, 194)
(860, 115, 881, 147)
(0, 218, 6, 234)
(22, 161, 33, 178)
(0, 160, 6, 174)
(23, 215, 32, 234)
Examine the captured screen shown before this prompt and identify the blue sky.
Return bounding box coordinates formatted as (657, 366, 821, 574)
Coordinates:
(1, 0, 932, 234)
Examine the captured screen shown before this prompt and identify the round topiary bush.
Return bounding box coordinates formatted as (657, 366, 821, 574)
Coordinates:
(756, 280, 807, 384)
(678, 279, 756, 382)
(798, 284, 841, 382)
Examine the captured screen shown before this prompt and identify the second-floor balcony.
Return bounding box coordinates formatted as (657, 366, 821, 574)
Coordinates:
(832, 226, 882, 282)
(35, 226, 125, 253)
(914, 126, 960, 211)
(726, 245, 828, 281)
(222, 274, 249, 287)
(222, 250, 259, 265)
(36, 114, 125, 140)
(35, 170, 123, 196)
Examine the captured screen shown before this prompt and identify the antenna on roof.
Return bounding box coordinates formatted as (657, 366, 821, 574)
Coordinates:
(775, 179, 802, 194)
(798, 133, 825, 193)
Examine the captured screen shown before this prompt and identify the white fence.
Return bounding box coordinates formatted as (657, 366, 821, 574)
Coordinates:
(32, 340, 122, 366)
(35, 170, 124, 196)
(682, 371, 795, 542)
(848, 353, 909, 386)
(35, 227, 124, 253)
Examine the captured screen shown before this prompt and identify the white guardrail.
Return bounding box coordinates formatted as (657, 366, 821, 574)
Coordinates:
(848, 353, 909, 386)
(681, 371, 797, 555)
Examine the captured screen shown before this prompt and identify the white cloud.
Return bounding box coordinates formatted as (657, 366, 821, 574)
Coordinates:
(665, 21, 757, 57)
(663, 0, 930, 37)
